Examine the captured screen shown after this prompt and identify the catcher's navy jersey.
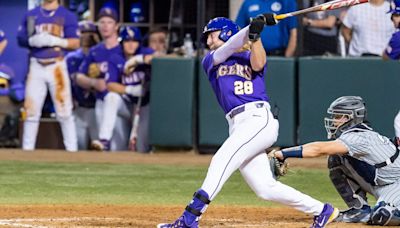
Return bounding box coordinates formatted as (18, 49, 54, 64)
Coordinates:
(107, 46, 154, 106)
(202, 50, 269, 114)
(78, 43, 123, 100)
(385, 30, 400, 60)
(17, 6, 79, 59)
(66, 49, 96, 108)
(338, 126, 400, 185)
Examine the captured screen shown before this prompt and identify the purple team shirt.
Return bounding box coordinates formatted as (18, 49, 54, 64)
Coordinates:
(107, 46, 154, 106)
(17, 6, 79, 59)
(385, 30, 400, 60)
(202, 50, 269, 114)
(66, 49, 96, 108)
(78, 43, 123, 100)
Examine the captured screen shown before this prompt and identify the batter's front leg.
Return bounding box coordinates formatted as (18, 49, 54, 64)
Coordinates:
(240, 152, 324, 215)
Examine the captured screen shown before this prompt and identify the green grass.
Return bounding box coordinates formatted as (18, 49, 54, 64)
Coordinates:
(0, 161, 374, 208)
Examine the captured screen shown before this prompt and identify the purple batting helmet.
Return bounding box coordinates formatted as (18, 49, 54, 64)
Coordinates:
(389, 0, 400, 15)
(202, 17, 240, 43)
(119, 26, 142, 42)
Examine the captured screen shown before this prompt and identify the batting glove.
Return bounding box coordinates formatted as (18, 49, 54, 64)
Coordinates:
(28, 33, 49, 48)
(125, 84, 144, 97)
(124, 54, 144, 75)
(249, 17, 265, 42)
(44, 33, 68, 48)
(257, 13, 279, 26)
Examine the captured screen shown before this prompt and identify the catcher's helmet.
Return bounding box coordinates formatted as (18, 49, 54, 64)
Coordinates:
(202, 17, 240, 43)
(389, 0, 400, 15)
(119, 26, 142, 42)
(324, 96, 367, 139)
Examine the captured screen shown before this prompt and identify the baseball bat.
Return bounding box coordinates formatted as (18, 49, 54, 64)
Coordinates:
(275, 0, 369, 20)
(129, 79, 145, 152)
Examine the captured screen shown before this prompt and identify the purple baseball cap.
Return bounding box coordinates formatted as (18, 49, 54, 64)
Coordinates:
(0, 64, 14, 80)
(98, 7, 119, 22)
(79, 20, 97, 33)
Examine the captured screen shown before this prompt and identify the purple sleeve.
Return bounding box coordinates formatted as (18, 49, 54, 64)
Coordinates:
(106, 58, 122, 84)
(17, 13, 29, 48)
(202, 52, 215, 76)
(64, 11, 79, 38)
(385, 32, 400, 60)
(78, 51, 93, 74)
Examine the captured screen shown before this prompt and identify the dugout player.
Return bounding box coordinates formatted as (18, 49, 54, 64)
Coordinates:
(382, 0, 400, 138)
(93, 26, 154, 152)
(272, 96, 400, 226)
(75, 7, 125, 151)
(0, 30, 7, 56)
(66, 21, 100, 150)
(17, 0, 79, 151)
(158, 16, 338, 228)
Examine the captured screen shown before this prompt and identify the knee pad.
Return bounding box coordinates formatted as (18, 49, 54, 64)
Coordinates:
(368, 202, 400, 226)
(328, 155, 343, 169)
(328, 156, 367, 208)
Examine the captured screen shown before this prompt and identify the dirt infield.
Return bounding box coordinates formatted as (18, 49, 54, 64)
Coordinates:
(0, 150, 366, 227)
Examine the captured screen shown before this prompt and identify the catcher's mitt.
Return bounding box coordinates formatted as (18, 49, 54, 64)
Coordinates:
(88, 63, 101, 78)
(268, 150, 289, 179)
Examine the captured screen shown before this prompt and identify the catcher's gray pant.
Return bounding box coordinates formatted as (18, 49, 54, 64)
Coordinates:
(329, 155, 400, 209)
(74, 106, 98, 150)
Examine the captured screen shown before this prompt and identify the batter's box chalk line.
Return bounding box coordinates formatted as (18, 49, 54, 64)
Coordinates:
(0, 217, 121, 227)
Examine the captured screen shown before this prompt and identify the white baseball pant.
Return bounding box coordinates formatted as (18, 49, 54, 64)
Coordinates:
(74, 106, 98, 150)
(23, 57, 77, 151)
(201, 101, 324, 215)
(97, 92, 150, 152)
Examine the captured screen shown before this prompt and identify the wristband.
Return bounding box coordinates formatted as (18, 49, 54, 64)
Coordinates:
(281, 146, 303, 159)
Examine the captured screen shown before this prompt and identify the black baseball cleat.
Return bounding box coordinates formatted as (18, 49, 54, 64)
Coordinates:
(334, 205, 371, 223)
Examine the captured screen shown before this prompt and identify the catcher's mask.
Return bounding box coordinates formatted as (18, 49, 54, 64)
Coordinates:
(324, 96, 367, 139)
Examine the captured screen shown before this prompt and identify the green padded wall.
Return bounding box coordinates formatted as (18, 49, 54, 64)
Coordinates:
(298, 57, 400, 144)
(265, 57, 296, 146)
(149, 57, 195, 147)
(198, 57, 297, 147)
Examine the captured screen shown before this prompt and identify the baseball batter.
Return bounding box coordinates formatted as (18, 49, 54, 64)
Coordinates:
(93, 26, 154, 152)
(66, 21, 99, 150)
(382, 0, 400, 138)
(75, 7, 124, 151)
(17, 0, 79, 151)
(272, 96, 400, 226)
(158, 16, 338, 228)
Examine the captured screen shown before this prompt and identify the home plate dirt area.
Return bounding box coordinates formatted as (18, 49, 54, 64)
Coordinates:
(0, 150, 367, 227)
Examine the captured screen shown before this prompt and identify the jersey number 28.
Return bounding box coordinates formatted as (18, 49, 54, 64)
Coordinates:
(234, 81, 253, 95)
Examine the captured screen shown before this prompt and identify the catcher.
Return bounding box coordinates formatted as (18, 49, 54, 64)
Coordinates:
(270, 96, 400, 226)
